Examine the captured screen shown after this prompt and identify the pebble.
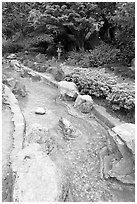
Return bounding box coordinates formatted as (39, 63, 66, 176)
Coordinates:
(35, 107, 46, 115)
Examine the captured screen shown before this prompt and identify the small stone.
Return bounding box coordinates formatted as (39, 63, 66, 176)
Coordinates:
(35, 107, 46, 115)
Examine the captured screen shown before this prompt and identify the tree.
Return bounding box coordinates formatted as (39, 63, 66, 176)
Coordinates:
(2, 2, 33, 38)
(111, 2, 135, 64)
(28, 2, 100, 51)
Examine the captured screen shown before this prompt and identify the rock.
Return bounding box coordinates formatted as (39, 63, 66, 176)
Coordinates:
(24, 50, 29, 55)
(74, 95, 94, 113)
(59, 117, 80, 140)
(2, 74, 8, 84)
(29, 72, 41, 81)
(35, 107, 46, 115)
(108, 160, 135, 184)
(26, 124, 55, 155)
(6, 78, 16, 88)
(6, 53, 16, 59)
(10, 60, 21, 70)
(27, 60, 34, 68)
(2, 57, 7, 64)
(58, 81, 79, 101)
(112, 123, 135, 155)
(107, 126, 135, 184)
(23, 59, 29, 66)
(12, 143, 68, 202)
(46, 66, 65, 82)
(20, 69, 31, 78)
(12, 81, 27, 97)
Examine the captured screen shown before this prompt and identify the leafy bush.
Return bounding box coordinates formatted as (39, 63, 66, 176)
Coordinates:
(106, 83, 135, 110)
(66, 50, 91, 67)
(65, 67, 135, 111)
(2, 39, 24, 54)
(89, 43, 120, 67)
(111, 2, 135, 66)
(66, 43, 120, 68)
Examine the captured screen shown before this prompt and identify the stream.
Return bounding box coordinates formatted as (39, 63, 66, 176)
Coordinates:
(16, 75, 135, 202)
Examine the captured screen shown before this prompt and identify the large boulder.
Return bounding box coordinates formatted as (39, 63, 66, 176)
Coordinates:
(58, 81, 79, 101)
(112, 123, 135, 155)
(107, 124, 135, 184)
(12, 143, 68, 202)
(74, 95, 94, 113)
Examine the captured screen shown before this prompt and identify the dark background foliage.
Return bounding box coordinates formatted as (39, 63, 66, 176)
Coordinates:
(2, 2, 135, 66)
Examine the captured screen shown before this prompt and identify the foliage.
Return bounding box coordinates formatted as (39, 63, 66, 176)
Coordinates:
(106, 83, 135, 110)
(27, 2, 101, 51)
(19, 33, 54, 52)
(2, 39, 24, 54)
(110, 2, 135, 65)
(2, 2, 32, 37)
(2, 2, 135, 65)
(66, 50, 90, 67)
(66, 42, 120, 68)
(65, 68, 135, 111)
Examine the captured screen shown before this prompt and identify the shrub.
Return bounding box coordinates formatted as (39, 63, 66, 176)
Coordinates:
(106, 83, 135, 110)
(66, 43, 120, 68)
(2, 39, 24, 54)
(88, 43, 120, 67)
(66, 50, 90, 67)
(65, 67, 135, 111)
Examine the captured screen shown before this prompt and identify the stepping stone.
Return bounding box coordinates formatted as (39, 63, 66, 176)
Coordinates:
(35, 107, 46, 115)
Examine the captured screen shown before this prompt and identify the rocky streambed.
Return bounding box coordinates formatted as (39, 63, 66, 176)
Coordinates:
(2, 57, 135, 202)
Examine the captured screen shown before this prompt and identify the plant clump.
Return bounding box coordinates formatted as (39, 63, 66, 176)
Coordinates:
(65, 68, 135, 112)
